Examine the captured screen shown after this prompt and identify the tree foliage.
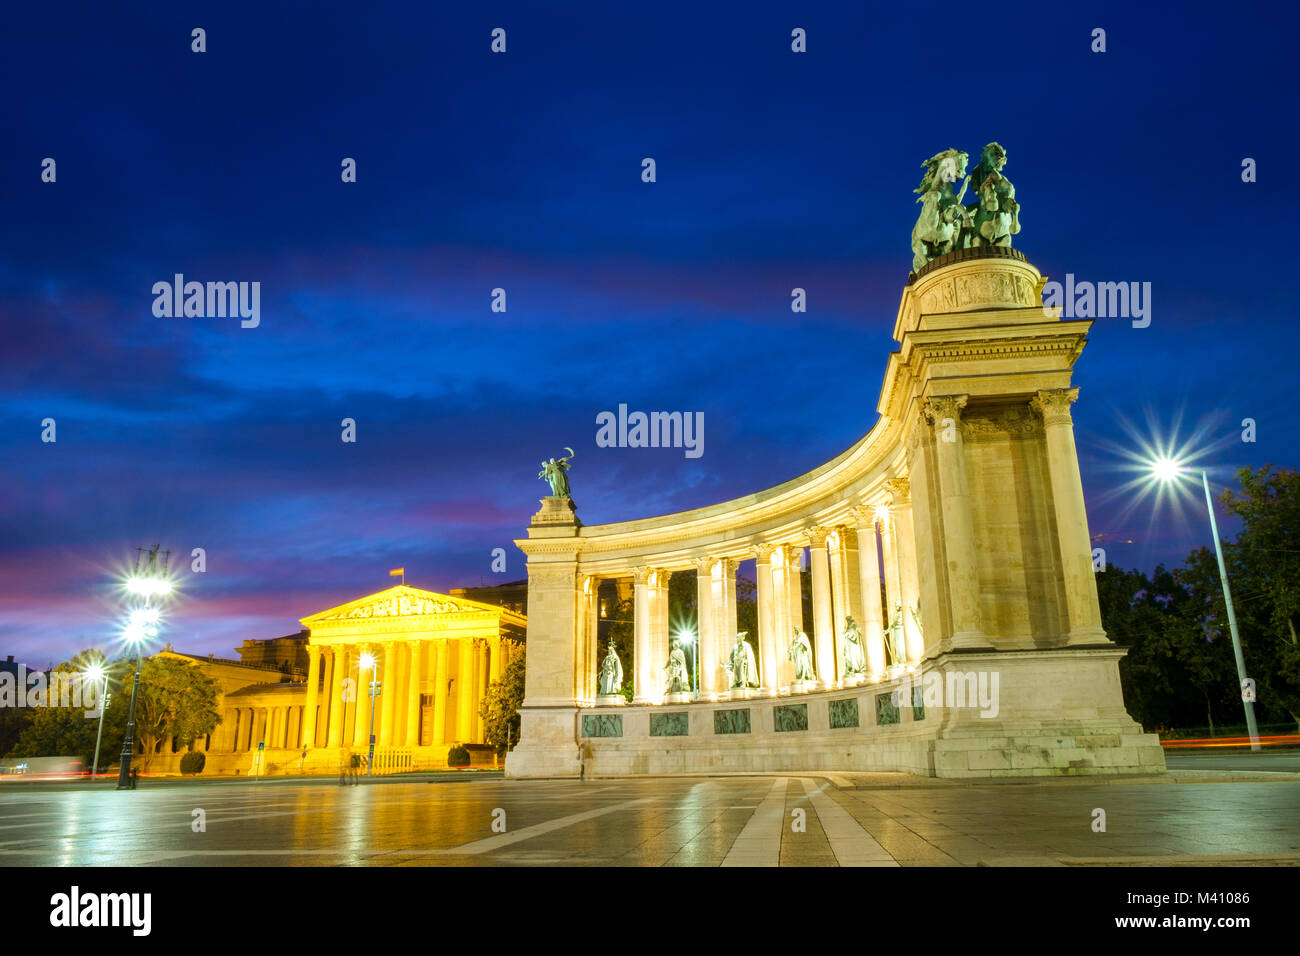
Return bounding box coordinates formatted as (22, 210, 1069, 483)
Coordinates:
(479, 650, 526, 756)
(1106, 466, 1300, 733)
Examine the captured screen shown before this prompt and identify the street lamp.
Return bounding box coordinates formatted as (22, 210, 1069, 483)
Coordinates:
(85, 662, 110, 778)
(359, 651, 379, 776)
(117, 547, 173, 790)
(1149, 458, 1261, 751)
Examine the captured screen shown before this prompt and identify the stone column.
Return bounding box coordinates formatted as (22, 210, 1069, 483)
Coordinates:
(768, 547, 788, 687)
(378, 642, 397, 747)
(887, 478, 925, 664)
(653, 570, 671, 698)
(754, 544, 777, 693)
(851, 506, 888, 678)
(302, 645, 321, 748)
(808, 528, 836, 686)
(695, 558, 719, 697)
(786, 544, 805, 636)
(828, 530, 849, 683)
(721, 558, 739, 660)
(405, 641, 423, 747)
(319, 649, 335, 748)
(456, 638, 475, 743)
(577, 576, 598, 701)
(632, 567, 654, 703)
(477, 639, 490, 740)
(922, 395, 989, 649)
(490, 635, 503, 682)
(1032, 387, 1108, 645)
(433, 641, 449, 747)
(327, 647, 348, 747)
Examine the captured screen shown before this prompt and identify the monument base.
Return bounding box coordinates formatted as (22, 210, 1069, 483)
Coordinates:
(594, 694, 626, 707)
(505, 647, 1165, 780)
(790, 680, 817, 694)
(665, 691, 694, 704)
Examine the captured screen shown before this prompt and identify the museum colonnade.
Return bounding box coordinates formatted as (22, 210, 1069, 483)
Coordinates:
(216, 636, 516, 754)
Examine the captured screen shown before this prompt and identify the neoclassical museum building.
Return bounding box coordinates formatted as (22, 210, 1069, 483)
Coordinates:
(150, 584, 524, 775)
(507, 244, 1167, 779)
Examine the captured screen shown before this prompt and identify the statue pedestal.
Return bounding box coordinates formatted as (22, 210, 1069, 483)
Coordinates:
(728, 688, 755, 700)
(886, 664, 906, 682)
(594, 694, 625, 707)
(842, 674, 867, 688)
(790, 680, 817, 694)
(531, 496, 580, 527)
(665, 692, 694, 705)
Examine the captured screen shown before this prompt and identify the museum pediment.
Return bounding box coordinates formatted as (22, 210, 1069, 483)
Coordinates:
(302, 585, 487, 624)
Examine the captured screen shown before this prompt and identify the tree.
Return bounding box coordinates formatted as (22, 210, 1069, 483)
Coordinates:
(5, 651, 130, 769)
(130, 657, 220, 767)
(479, 651, 526, 757)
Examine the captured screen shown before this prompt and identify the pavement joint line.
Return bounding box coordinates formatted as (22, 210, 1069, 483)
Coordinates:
(423, 796, 657, 856)
(798, 778, 899, 867)
(721, 778, 787, 867)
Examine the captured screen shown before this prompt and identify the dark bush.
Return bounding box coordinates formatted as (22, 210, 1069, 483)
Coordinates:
(180, 751, 206, 775)
(446, 745, 471, 768)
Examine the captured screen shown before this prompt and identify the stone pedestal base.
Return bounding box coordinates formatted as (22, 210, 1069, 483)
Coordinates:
(594, 694, 625, 707)
(665, 691, 694, 704)
(790, 680, 817, 694)
(507, 646, 1164, 779)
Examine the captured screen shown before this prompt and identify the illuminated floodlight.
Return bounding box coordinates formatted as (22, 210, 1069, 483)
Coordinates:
(874, 504, 891, 524)
(359, 652, 376, 672)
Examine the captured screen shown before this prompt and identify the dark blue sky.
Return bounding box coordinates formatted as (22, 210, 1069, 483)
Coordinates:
(3, 1, 1296, 664)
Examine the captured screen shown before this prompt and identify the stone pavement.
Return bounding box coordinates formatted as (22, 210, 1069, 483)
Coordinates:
(1, 772, 1298, 866)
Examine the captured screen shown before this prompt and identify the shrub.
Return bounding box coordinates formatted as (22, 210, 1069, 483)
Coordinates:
(446, 745, 471, 768)
(179, 751, 206, 776)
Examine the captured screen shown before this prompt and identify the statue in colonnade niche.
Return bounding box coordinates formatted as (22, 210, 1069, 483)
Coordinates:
(841, 615, 867, 676)
(886, 604, 908, 668)
(538, 447, 575, 498)
(598, 639, 623, 697)
(788, 627, 815, 682)
(664, 637, 691, 695)
(728, 631, 759, 689)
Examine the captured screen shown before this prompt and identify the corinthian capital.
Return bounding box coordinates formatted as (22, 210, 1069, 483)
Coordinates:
(753, 543, 774, 564)
(922, 394, 968, 425)
(1030, 387, 1079, 426)
(884, 477, 911, 504)
(806, 526, 831, 548)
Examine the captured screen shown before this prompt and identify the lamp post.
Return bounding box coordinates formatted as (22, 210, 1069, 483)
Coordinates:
(117, 547, 172, 790)
(86, 663, 110, 778)
(360, 652, 379, 776)
(1151, 459, 1260, 751)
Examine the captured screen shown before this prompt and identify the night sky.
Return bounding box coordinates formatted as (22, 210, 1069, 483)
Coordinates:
(3, 2, 1296, 665)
